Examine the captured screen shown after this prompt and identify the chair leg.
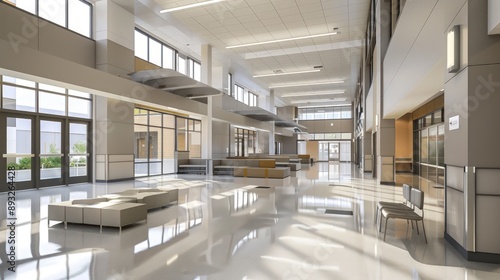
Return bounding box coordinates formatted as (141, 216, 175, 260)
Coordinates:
(421, 220, 428, 244)
(383, 217, 389, 241)
(379, 213, 384, 232)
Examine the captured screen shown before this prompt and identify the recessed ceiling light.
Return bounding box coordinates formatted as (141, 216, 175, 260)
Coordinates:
(160, 0, 223, 13)
(253, 69, 321, 78)
(290, 98, 347, 104)
(226, 32, 339, 49)
(281, 91, 345, 97)
(270, 80, 344, 89)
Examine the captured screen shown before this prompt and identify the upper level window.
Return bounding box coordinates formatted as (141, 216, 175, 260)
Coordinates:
(148, 38, 162, 67)
(134, 30, 148, 61)
(298, 106, 352, 120)
(162, 45, 175, 70)
(68, 0, 92, 37)
(4, 0, 92, 38)
(177, 55, 187, 75)
(233, 84, 257, 106)
(188, 58, 201, 82)
(1, 75, 92, 119)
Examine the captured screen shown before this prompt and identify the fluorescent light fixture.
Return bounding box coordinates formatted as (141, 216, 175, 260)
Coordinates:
(290, 98, 346, 104)
(160, 0, 223, 13)
(166, 254, 178, 265)
(281, 90, 345, 97)
(298, 104, 351, 109)
(253, 69, 320, 78)
(447, 25, 460, 73)
(227, 32, 339, 49)
(270, 80, 344, 89)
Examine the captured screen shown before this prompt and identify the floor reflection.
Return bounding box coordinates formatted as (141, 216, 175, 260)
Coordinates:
(0, 163, 499, 280)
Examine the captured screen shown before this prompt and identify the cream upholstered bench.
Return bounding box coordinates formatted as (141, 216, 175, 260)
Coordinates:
(100, 202, 147, 233)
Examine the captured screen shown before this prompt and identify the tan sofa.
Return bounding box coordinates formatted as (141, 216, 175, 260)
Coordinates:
(213, 159, 290, 178)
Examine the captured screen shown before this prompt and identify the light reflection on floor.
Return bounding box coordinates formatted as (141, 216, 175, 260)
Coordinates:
(0, 162, 499, 279)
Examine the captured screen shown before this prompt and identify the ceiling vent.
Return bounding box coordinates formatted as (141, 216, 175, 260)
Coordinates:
(273, 70, 283, 74)
(313, 65, 323, 69)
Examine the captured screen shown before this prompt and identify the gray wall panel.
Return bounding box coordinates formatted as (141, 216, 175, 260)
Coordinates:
(212, 121, 230, 159)
(476, 196, 500, 254)
(447, 165, 464, 191)
(476, 169, 500, 195)
(468, 0, 500, 66)
(444, 68, 469, 167)
(38, 20, 95, 68)
(0, 3, 40, 51)
(467, 65, 500, 167)
(446, 187, 465, 247)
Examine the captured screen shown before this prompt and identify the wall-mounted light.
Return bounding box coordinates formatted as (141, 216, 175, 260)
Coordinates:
(447, 25, 460, 73)
(375, 114, 379, 127)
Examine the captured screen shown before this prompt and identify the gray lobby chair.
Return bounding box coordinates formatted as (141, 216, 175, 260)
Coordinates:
(376, 184, 413, 226)
(381, 188, 427, 243)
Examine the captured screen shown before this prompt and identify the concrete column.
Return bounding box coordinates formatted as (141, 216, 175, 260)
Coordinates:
(362, 135, 372, 172)
(375, 0, 395, 184)
(95, 0, 135, 76)
(93, 0, 135, 182)
(201, 45, 213, 165)
(94, 96, 134, 182)
(444, 0, 500, 263)
(269, 90, 275, 155)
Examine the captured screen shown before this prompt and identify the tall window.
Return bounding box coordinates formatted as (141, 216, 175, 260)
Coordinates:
(4, 0, 92, 38)
(234, 128, 257, 157)
(413, 109, 444, 184)
(134, 108, 202, 177)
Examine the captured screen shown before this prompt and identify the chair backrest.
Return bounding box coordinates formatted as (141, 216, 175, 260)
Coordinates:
(410, 188, 424, 210)
(402, 184, 411, 202)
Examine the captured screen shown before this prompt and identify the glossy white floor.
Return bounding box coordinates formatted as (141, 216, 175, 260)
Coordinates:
(1, 162, 500, 280)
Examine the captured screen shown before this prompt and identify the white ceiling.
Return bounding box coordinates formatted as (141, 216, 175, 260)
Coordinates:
(135, 0, 370, 107)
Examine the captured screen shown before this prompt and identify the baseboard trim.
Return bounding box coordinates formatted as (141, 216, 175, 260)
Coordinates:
(96, 177, 134, 183)
(445, 232, 500, 264)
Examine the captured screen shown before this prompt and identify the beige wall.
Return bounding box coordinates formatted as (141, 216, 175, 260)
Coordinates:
(395, 113, 412, 159)
(412, 95, 444, 120)
(299, 119, 354, 134)
(306, 141, 319, 162)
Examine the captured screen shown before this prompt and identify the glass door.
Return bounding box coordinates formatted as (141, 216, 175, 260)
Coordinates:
(328, 142, 340, 161)
(38, 119, 64, 187)
(318, 142, 328, 161)
(1, 114, 35, 190)
(68, 122, 90, 184)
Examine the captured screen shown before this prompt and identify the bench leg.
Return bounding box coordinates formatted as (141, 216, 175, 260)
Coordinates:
(415, 220, 420, 235)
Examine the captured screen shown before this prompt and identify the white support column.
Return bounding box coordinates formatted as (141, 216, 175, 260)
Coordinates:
(269, 90, 275, 155)
(201, 45, 213, 172)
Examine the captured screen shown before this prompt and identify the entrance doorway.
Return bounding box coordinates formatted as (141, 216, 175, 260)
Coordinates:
(318, 141, 351, 162)
(0, 113, 91, 190)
